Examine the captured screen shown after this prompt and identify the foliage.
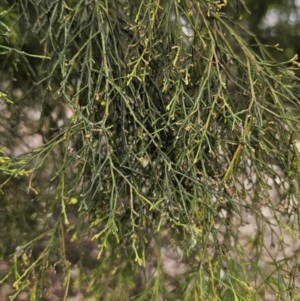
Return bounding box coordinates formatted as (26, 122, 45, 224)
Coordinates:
(0, 3, 19, 47)
(1, 0, 300, 300)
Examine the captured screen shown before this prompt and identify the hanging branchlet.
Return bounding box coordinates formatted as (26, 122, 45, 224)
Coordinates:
(1, 0, 300, 300)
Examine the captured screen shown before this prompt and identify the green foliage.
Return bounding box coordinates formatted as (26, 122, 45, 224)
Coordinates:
(1, 0, 300, 300)
(0, 147, 32, 193)
(0, 4, 19, 48)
